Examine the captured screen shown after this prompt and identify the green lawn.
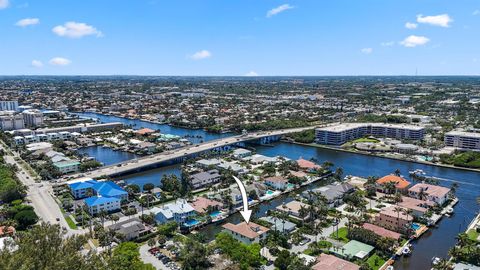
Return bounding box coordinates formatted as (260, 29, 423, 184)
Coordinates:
(467, 229, 479, 241)
(65, 215, 78, 229)
(352, 138, 380, 144)
(367, 253, 386, 270)
(329, 227, 349, 243)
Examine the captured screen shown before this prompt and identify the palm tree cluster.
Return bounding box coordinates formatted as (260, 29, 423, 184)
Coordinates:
(449, 232, 480, 266)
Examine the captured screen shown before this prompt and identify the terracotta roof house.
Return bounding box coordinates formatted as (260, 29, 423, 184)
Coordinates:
(135, 128, 156, 136)
(222, 222, 269, 244)
(375, 206, 413, 233)
(397, 196, 434, 217)
(264, 176, 288, 190)
(190, 197, 223, 214)
(376, 175, 411, 193)
(362, 223, 402, 240)
(408, 183, 451, 205)
(297, 158, 321, 171)
(0, 226, 15, 237)
(312, 254, 360, 270)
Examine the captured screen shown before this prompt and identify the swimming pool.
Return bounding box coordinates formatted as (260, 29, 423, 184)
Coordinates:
(287, 183, 295, 189)
(209, 211, 221, 218)
(411, 223, 421, 231)
(184, 219, 200, 227)
(266, 190, 275, 195)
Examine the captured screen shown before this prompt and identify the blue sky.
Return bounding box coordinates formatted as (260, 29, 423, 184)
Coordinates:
(1, 0, 479, 76)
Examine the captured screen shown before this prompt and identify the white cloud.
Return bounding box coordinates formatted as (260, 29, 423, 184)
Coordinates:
(245, 71, 259, 76)
(52, 22, 103, 38)
(189, 50, 212, 60)
(361, 48, 373, 54)
(381, 41, 395, 47)
(31, 60, 43, 68)
(473, 10, 480, 16)
(16, 18, 40, 27)
(405, 22, 417, 29)
(266, 4, 294, 18)
(0, 0, 9, 9)
(49, 57, 71, 66)
(400, 35, 430, 47)
(417, 14, 453, 28)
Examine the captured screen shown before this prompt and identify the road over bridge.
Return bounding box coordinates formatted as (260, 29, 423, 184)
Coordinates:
(62, 126, 321, 181)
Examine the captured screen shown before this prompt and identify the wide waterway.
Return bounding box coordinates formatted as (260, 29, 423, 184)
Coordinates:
(74, 112, 480, 270)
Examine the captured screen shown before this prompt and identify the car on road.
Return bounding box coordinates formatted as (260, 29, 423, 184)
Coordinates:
(56, 217, 60, 221)
(299, 238, 311, 246)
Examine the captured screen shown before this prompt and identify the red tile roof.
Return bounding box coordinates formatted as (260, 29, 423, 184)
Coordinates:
(190, 197, 223, 214)
(376, 175, 411, 189)
(362, 223, 401, 240)
(222, 222, 269, 239)
(297, 158, 321, 170)
(136, 128, 156, 135)
(312, 254, 360, 270)
(0, 226, 15, 236)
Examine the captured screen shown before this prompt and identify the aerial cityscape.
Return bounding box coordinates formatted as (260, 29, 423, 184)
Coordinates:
(1, 1, 480, 270)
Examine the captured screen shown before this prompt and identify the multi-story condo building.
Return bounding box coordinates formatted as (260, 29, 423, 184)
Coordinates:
(0, 114, 25, 131)
(315, 123, 425, 145)
(0, 101, 19, 111)
(444, 131, 480, 150)
(22, 109, 44, 128)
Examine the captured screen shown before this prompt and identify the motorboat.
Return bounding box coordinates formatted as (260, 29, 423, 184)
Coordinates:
(431, 257, 441, 265)
(402, 246, 412, 256)
(446, 207, 454, 215)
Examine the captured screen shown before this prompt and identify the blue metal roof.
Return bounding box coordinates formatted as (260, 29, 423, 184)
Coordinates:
(93, 181, 127, 197)
(84, 196, 120, 207)
(68, 180, 98, 191)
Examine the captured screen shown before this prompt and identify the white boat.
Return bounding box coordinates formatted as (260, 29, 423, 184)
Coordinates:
(386, 266, 394, 270)
(402, 246, 412, 256)
(446, 207, 454, 215)
(431, 257, 441, 265)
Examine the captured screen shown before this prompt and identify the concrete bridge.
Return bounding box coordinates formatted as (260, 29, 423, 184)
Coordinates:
(62, 126, 318, 181)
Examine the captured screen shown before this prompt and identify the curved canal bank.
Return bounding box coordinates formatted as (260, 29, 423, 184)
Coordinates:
(73, 113, 480, 270)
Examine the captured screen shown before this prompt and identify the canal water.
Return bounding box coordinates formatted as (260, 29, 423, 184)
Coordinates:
(76, 146, 139, 166)
(73, 113, 480, 270)
(73, 112, 232, 144)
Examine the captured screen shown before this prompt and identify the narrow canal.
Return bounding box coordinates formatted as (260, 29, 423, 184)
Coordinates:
(73, 112, 480, 270)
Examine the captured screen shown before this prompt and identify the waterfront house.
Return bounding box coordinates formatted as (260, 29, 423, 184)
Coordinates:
(376, 175, 411, 194)
(246, 182, 268, 198)
(408, 183, 451, 206)
(222, 222, 269, 244)
(264, 176, 288, 190)
(260, 216, 296, 233)
(195, 159, 222, 169)
(276, 200, 309, 220)
(190, 197, 223, 214)
(297, 158, 321, 172)
(151, 199, 196, 224)
(302, 183, 355, 207)
(189, 169, 221, 189)
(244, 154, 278, 165)
(397, 196, 434, 217)
(375, 206, 413, 233)
(232, 148, 252, 159)
(362, 223, 401, 241)
(312, 254, 360, 270)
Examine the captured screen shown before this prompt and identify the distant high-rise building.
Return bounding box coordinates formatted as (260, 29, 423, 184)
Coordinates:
(444, 131, 480, 150)
(0, 101, 19, 111)
(0, 114, 25, 130)
(22, 109, 44, 128)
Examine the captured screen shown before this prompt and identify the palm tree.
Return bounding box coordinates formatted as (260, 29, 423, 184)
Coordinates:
(432, 258, 452, 270)
(393, 206, 404, 232)
(314, 221, 323, 242)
